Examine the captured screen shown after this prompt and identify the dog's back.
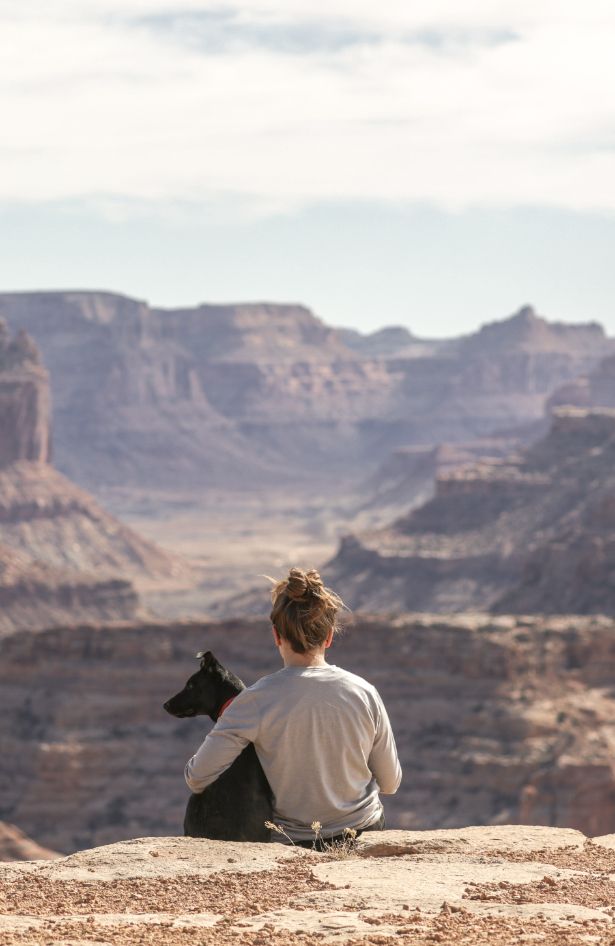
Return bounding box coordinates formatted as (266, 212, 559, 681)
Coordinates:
(183, 744, 272, 841)
(164, 650, 273, 842)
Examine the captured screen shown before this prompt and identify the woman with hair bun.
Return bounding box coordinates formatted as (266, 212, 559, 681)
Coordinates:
(185, 567, 401, 846)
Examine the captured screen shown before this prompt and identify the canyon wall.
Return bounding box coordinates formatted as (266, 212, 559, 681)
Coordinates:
(0, 293, 608, 493)
(328, 407, 615, 615)
(2, 613, 615, 854)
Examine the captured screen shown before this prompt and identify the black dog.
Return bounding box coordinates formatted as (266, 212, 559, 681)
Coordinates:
(163, 650, 273, 841)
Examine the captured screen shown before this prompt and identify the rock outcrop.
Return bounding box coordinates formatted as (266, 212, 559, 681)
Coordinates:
(0, 321, 50, 468)
(328, 407, 615, 614)
(3, 827, 615, 945)
(355, 435, 524, 529)
(0, 293, 609, 493)
(3, 614, 615, 854)
(0, 321, 189, 631)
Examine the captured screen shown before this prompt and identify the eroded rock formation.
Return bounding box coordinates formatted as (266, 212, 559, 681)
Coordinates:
(328, 407, 615, 614)
(2, 614, 615, 854)
(0, 322, 50, 468)
(0, 293, 608, 493)
(0, 320, 187, 631)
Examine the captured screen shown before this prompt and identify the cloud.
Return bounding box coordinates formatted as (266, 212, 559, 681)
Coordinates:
(137, 9, 383, 55)
(1, 1, 615, 215)
(136, 8, 519, 56)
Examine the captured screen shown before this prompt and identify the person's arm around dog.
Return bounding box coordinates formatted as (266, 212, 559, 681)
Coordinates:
(184, 689, 260, 793)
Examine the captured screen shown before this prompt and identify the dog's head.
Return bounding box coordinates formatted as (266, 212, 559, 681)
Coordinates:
(163, 650, 245, 720)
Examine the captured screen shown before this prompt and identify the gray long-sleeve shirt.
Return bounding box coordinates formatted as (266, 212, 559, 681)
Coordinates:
(184, 663, 402, 840)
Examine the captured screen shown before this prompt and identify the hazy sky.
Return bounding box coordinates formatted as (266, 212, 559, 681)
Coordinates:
(2, 1, 614, 336)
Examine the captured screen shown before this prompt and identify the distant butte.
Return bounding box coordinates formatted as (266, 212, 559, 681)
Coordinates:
(0, 320, 187, 632)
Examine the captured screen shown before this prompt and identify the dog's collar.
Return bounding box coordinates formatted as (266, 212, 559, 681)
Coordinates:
(216, 696, 236, 720)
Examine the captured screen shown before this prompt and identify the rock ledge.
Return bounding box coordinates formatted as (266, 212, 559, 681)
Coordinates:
(3, 826, 615, 945)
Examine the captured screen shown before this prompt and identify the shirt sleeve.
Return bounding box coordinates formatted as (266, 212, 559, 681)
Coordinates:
(184, 688, 261, 794)
(367, 691, 402, 794)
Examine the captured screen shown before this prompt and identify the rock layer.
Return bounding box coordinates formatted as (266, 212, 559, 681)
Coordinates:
(0, 545, 138, 633)
(0, 461, 187, 581)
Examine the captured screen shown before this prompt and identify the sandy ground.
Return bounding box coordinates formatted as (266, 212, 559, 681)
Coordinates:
(102, 488, 345, 618)
(3, 826, 615, 945)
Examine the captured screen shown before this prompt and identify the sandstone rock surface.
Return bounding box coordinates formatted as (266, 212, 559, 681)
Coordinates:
(3, 827, 615, 945)
(3, 614, 615, 855)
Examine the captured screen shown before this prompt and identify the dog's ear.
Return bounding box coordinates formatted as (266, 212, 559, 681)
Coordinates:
(196, 650, 215, 668)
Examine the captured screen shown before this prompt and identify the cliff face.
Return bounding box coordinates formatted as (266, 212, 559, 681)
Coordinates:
(2, 614, 615, 854)
(355, 435, 524, 529)
(0, 322, 50, 467)
(328, 407, 615, 615)
(0, 293, 608, 492)
(548, 353, 615, 413)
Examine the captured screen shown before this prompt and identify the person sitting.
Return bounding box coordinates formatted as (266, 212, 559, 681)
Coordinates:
(184, 567, 402, 847)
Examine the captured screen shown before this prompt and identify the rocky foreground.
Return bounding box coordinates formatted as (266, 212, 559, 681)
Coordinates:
(3, 827, 615, 945)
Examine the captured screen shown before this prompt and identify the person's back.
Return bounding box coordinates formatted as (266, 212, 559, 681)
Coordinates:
(185, 567, 401, 842)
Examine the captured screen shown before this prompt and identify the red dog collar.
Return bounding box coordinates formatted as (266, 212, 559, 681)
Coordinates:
(216, 696, 236, 720)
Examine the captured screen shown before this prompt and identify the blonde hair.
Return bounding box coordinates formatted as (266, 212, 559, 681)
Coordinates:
(269, 567, 344, 654)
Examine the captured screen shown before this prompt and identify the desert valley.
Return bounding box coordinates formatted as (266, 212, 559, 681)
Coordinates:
(4, 292, 615, 943)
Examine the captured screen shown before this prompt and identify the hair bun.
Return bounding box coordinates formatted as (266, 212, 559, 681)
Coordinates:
(286, 567, 309, 601)
(269, 566, 344, 654)
(285, 568, 325, 602)
(305, 569, 323, 593)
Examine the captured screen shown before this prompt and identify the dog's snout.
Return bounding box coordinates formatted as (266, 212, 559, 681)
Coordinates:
(163, 700, 171, 712)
